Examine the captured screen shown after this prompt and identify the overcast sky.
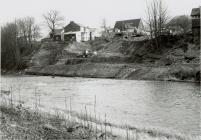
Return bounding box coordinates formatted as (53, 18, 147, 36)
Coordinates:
(0, 0, 200, 36)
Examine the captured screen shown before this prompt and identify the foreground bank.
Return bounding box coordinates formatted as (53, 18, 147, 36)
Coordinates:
(0, 99, 199, 140)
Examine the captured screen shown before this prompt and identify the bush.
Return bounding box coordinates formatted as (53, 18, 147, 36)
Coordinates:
(1, 22, 40, 71)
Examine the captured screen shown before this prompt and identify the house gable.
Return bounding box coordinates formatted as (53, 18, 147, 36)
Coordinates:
(191, 7, 200, 28)
(64, 21, 81, 32)
(191, 8, 200, 17)
(62, 21, 95, 42)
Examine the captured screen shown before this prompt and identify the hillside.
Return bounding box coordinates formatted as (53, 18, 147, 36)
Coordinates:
(26, 35, 200, 82)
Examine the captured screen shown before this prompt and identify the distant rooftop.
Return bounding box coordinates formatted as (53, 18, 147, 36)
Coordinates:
(65, 21, 89, 28)
(191, 7, 200, 16)
(114, 19, 141, 30)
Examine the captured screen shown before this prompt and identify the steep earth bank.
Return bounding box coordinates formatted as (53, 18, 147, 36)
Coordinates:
(26, 35, 200, 82)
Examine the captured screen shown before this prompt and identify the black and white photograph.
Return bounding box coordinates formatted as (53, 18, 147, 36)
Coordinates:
(0, 0, 200, 139)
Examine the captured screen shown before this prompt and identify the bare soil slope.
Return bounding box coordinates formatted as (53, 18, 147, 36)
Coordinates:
(26, 35, 200, 82)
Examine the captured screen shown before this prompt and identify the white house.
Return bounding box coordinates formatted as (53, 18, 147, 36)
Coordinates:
(61, 21, 95, 42)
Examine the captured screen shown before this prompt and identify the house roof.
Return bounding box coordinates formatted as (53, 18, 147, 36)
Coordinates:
(64, 21, 90, 29)
(114, 19, 141, 30)
(191, 8, 200, 16)
(64, 21, 94, 33)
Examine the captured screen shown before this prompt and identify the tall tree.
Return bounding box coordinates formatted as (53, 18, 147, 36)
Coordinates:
(146, 0, 169, 48)
(168, 15, 191, 34)
(101, 18, 111, 37)
(43, 10, 64, 37)
(1, 17, 41, 70)
(101, 18, 108, 32)
(1, 22, 20, 69)
(17, 17, 41, 44)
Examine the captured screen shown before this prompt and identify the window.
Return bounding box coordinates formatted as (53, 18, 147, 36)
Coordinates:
(192, 16, 200, 19)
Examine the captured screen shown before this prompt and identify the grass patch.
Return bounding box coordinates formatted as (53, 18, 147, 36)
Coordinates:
(0, 87, 199, 140)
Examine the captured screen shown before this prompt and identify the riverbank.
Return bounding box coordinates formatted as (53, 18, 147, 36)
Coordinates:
(0, 103, 199, 140)
(26, 35, 200, 82)
(0, 104, 106, 140)
(26, 63, 200, 82)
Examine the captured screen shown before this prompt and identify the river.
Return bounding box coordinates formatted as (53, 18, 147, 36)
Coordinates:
(0, 75, 200, 136)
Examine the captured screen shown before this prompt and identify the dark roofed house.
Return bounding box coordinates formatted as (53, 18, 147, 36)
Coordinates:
(114, 19, 144, 37)
(49, 29, 63, 41)
(62, 21, 95, 42)
(64, 21, 81, 33)
(191, 7, 200, 42)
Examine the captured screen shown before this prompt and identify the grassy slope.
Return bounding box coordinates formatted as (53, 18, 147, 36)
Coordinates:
(0, 105, 100, 140)
(1, 102, 199, 140)
(26, 35, 200, 82)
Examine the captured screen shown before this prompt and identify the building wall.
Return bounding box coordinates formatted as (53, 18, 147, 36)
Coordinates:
(62, 28, 94, 42)
(192, 27, 200, 44)
(192, 27, 200, 36)
(191, 15, 200, 43)
(79, 27, 94, 42)
(61, 31, 64, 41)
(76, 31, 82, 42)
(62, 22, 95, 42)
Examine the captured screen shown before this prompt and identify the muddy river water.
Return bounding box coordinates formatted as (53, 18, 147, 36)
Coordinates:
(1, 75, 200, 136)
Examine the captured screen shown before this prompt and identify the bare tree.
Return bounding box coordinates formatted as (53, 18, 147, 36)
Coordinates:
(25, 17, 41, 42)
(101, 18, 111, 37)
(1, 18, 41, 70)
(167, 15, 191, 34)
(32, 25, 41, 41)
(17, 19, 27, 42)
(43, 10, 64, 37)
(16, 17, 41, 44)
(1, 22, 20, 69)
(101, 18, 108, 32)
(146, 0, 169, 48)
